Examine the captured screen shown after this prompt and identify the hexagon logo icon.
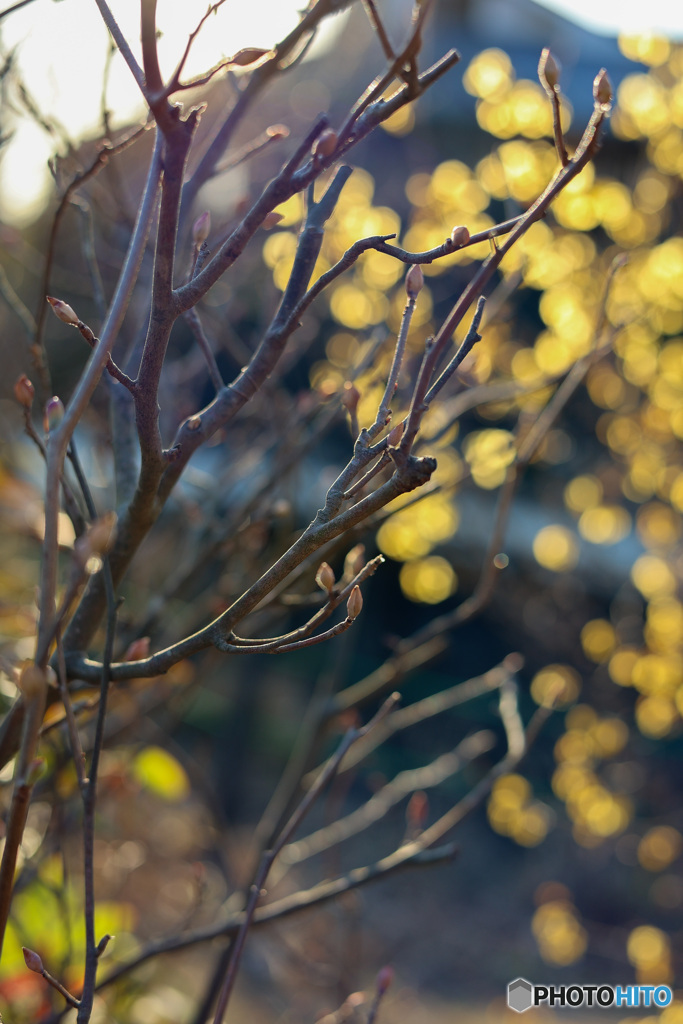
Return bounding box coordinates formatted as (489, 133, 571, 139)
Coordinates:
(508, 978, 533, 1013)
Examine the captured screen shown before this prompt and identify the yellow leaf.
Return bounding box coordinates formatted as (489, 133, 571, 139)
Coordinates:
(133, 746, 190, 802)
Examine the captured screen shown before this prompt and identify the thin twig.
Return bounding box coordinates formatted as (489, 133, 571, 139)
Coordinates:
(210, 694, 400, 1023)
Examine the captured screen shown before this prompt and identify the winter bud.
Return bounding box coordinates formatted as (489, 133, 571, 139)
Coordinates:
(266, 123, 290, 140)
(341, 381, 360, 413)
(192, 211, 211, 245)
(538, 48, 561, 92)
(450, 225, 470, 248)
(262, 211, 284, 230)
(14, 374, 35, 409)
(187, 415, 202, 431)
(376, 965, 395, 995)
(22, 947, 44, 974)
(43, 396, 64, 433)
(344, 544, 365, 579)
(346, 584, 363, 620)
(123, 637, 151, 662)
(387, 421, 404, 447)
(593, 68, 613, 109)
(315, 561, 335, 593)
(46, 295, 79, 325)
(406, 789, 429, 831)
(312, 129, 338, 160)
(405, 263, 424, 298)
(229, 47, 270, 67)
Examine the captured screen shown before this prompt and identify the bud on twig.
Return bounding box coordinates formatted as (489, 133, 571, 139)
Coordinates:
(341, 381, 360, 413)
(96, 934, 113, 958)
(228, 47, 270, 67)
(43, 396, 64, 433)
(22, 947, 44, 974)
(312, 128, 338, 160)
(405, 263, 424, 298)
(344, 544, 365, 580)
(192, 211, 211, 245)
(538, 48, 561, 93)
(347, 584, 363, 620)
(593, 68, 613, 109)
(315, 561, 335, 593)
(262, 211, 284, 230)
(387, 421, 404, 447)
(46, 295, 79, 325)
(376, 965, 394, 995)
(406, 789, 429, 832)
(14, 374, 34, 409)
(450, 225, 470, 248)
(266, 124, 290, 140)
(123, 637, 151, 662)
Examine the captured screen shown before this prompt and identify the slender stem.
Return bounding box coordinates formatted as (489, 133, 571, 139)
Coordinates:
(210, 695, 400, 1023)
(92, 0, 146, 93)
(37, 131, 162, 665)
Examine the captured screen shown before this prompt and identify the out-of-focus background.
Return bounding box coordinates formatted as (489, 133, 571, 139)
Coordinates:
(1, 1, 683, 1022)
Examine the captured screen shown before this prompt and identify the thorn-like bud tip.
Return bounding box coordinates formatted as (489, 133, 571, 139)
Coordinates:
(22, 947, 43, 974)
(593, 68, 613, 109)
(46, 295, 79, 325)
(538, 48, 561, 92)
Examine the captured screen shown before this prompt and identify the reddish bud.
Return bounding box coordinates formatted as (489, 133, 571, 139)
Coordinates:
(593, 68, 613, 108)
(450, 225, 470, 248)
(315, 561, 335, 593)
(14, 374, 35, 409)
(46, 295, 79, 325)
(262, 211, 284, 230)
(405, 263, 424, 298)
(538, 48, 561, 92)
(341, 381, 360, 413)
(406, 789, 429, 832)
(43, 396, 64, 433)
(346, 585, 363, 620)
(387, 422, 404, 447)
(312, 129, 338, 160)
(192, 211, 211, 245)
(376, 965, 394, 995)
(123, 637, 151, 662)
(229, 47, 270, 67)
(22, 947, 44, 974)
